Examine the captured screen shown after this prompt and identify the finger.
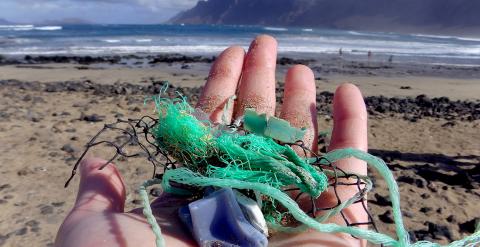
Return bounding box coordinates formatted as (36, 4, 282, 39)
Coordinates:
(302, 84, 367, 246)
(234, 35, 277, 118)
(329, 83, 368, 169)
(197, 46, 245, 123)
(320, 83, 368, 228)
(280, 65, 318, 153)
(72, 157, 126, 213)
(269, 228, 360, 247)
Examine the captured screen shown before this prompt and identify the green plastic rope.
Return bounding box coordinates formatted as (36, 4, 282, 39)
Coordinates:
(139, 179, 165, 247)
(139, 148, 480, 247)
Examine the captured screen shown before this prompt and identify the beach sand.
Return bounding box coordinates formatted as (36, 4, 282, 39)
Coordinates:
(0, 57, 479, 246)
(1, 62, 480, 100)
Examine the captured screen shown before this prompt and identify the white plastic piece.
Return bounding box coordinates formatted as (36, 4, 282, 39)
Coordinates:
(234, 190, 269, 236)
(233, 115, 244, 128)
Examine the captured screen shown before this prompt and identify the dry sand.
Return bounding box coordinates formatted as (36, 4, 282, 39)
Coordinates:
(0, 61, 479, 246)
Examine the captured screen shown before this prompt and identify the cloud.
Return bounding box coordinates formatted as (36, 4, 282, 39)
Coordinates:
(0, 0, 199, 23)
(7, 0, 198, 12)
(27, 0, 199, 11)
(132, 0, 198, 11)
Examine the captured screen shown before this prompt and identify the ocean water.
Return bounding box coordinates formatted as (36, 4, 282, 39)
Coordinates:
(0, 24, 479, 66)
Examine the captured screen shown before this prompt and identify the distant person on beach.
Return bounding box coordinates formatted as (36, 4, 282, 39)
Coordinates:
(56, 35, 368, 247)
(388, 55, 394, 63)
(339, 48, 343, 56)
(368, 50, 372, 60)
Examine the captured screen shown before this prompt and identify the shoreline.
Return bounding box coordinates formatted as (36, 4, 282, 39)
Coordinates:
(1, 53, 480, 102)
(2, 53, 480, 72)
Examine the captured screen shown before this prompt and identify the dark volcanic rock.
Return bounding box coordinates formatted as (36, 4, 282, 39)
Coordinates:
(24, 55, 121, 65)
(80, 113, 105, 122)
(0, 234, 9, 245)
(370, 193, 391, 206)
(446, 215, 456, 223)
(45, 84, 61, 92)
(410, 222, 454, 241)
(396, 175, 426, 188)
(0, 184, 11, 192)
(277, 57, 315, 65)
(427, 222, 453, 240)
(52, 201, 65, 207)
(180, 64, 191, 69)
(148, 54, 214, 64)
(379, 210, 395, 224)
(26, 111, 42, 122)
(40, 205, 54, 215)
(61, 144, 76, 154)
(14, 228, 27, 236)
(1, 79, 479, 121)
(459, 218, 480, 234)
(25, 220, 40, 233)
(420, 207, 433, 213)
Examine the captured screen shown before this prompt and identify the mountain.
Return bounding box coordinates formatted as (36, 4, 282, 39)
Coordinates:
(0, 18, 14, 25)
(170, 0, 480, 35)
(40, 18, 92, 25)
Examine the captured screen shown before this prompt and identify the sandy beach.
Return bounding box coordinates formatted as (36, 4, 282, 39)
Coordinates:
(0, 55, 479, 246)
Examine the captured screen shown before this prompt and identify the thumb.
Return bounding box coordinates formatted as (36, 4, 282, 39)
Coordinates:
(73, 157, 126, 213)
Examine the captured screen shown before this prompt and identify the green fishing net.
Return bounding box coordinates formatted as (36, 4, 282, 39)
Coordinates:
(152, 94, 328, 199)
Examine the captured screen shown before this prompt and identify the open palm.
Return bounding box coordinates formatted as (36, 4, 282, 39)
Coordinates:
(56, 35, 368, 247)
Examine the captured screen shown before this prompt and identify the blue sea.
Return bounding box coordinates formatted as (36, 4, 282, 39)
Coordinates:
(1, 24, 479, 66)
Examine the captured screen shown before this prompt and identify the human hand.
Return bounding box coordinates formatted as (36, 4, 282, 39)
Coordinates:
(197, 35, 368, 247)
(55, 35, 368, 247)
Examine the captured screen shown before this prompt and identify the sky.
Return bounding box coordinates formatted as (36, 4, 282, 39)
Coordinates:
(0, 0, 199, 24)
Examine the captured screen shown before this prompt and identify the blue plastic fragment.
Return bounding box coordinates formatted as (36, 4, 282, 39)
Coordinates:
(178, 205, 194, 233)
(178, 188, 268, 247)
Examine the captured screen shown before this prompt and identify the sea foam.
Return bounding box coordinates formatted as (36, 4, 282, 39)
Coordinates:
(0, 25, 62, 31)
(34, 26, 63, 31)
(264, 27, 288, 31)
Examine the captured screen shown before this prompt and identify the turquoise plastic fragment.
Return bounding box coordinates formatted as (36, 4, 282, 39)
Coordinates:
(264, 117, 306, 144)
(243, 108, 306, 143)
(178, 188, 268, 247)
(244, 108, 267, 135)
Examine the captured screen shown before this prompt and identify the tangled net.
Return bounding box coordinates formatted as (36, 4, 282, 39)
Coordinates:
(65, 91, 480, 247)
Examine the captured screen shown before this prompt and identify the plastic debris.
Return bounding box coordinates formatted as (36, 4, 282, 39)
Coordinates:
(244, 108, 306, 143)
(178, 188, 268, 247)
(234, 190, 269, 237)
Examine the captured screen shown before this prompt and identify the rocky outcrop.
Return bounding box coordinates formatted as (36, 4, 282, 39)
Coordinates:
(170, 0, 480, 35)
